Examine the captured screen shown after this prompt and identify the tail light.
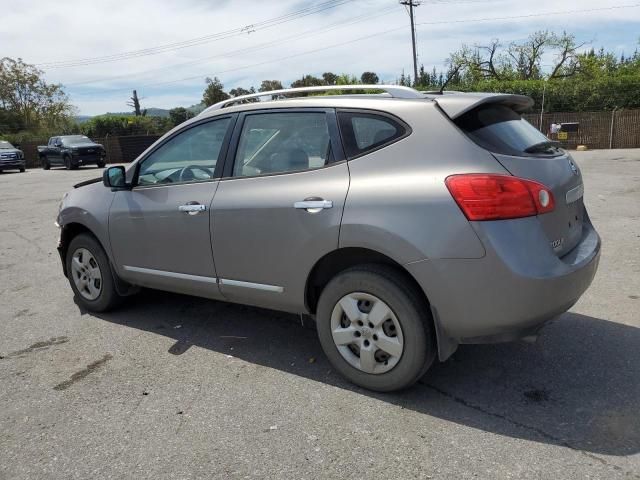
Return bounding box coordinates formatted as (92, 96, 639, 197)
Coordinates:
(445, 174, 555, 221)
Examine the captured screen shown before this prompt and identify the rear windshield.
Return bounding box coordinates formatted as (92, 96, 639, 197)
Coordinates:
(455, 104, 562, 157)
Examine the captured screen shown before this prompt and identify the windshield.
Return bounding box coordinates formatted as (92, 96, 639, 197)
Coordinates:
(0, 140, 15, 149)
(62, 135, 92, 145)
(455, 104, 562, 157)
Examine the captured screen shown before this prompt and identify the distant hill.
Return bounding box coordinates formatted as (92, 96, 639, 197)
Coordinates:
(77, 103, 205, 121)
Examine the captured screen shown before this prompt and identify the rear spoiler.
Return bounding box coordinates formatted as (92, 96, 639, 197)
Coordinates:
(430, 93, 534, 120)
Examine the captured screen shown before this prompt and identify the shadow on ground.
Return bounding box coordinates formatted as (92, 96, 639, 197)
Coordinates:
(86, 289, 639, 457)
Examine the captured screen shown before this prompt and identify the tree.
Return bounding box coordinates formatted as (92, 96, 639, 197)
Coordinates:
(169, 107, 191, 126)
(322, 72, 338, 85)
(229, 86, 255, 97)
(0, 57, 73, 129)
(258, 80, 283, 92)
(202, 77, 229, 106)
(360, 72, 379, 84)
(127, 89, 146, 116)
(290, 75, 325, 88)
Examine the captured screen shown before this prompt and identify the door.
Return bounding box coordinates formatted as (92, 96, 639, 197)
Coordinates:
(49, 137, 62, 164)
(212, 109, 349, 312)
(109, 116, 234, 299)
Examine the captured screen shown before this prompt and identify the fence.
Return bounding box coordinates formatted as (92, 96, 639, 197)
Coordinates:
(19, 134, 161, 169)
(524, 109, 640, 150)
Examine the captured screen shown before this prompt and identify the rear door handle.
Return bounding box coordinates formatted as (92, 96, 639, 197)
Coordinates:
(178, 203, 206, 215)
(294, 199, 333, 212)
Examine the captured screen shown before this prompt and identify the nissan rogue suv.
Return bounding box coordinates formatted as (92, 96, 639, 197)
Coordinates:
(56, 85, 600, 392)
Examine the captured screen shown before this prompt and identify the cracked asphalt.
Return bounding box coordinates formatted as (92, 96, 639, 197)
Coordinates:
(1, 150, 639, 479)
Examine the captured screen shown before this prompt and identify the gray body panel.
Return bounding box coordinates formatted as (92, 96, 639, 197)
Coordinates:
(212, 163, 349, 312)
(109, 182, 223, 300)
(57, 88, 601, 361)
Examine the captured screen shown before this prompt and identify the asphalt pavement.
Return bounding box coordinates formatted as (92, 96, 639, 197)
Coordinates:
(0, 150, 639, 479)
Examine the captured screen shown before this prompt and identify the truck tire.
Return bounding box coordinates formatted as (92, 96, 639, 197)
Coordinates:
(64, 155, 73, 170)
(41, 157, 50, 170)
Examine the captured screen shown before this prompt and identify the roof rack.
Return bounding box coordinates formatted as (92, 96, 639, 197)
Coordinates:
(200, 85, 424, 115)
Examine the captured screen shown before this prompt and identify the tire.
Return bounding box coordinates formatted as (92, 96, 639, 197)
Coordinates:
(97, 160, 105, 168)
(19, 167, 25, 173)
(65, 233, 123, 312)
(316, 264, 435, 392)
(64, 155, 72, 170)
(41, 157, 50, 170)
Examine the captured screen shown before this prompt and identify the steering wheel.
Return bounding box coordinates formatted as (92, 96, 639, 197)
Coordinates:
(178, 165, 211, 182)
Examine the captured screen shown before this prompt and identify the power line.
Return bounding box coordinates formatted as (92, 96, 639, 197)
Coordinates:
(63, 6, 400, 87)
(70, 3, 640, 97)
(37, 0, 353, 69)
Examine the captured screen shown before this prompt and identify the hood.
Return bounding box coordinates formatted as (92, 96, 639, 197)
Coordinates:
(427, 92, 534, 119)
(67, 142, 103, 149)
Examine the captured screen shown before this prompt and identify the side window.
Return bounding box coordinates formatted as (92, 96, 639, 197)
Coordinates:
(338, 111, 409, 159)
(233, 112, 331, 177)
(138, 117, 231, 186)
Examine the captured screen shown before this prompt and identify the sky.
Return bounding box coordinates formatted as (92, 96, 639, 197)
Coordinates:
(3, 0, 640, 115)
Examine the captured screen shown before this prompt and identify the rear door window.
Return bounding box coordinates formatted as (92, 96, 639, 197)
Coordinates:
(455, 104, 562, 157)
(232, 111, 331, 177)
(338, 111, 409, 159)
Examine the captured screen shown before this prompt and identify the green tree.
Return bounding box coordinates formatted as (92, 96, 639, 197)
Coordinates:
(0, 57, 74, 130)
(322, 72, 338, 85)
(202, 77, 229, 107)
(258, 80, 283, 92)
(229, 86, 256, 97)
(290, 75, 325, 88)
(169, 107, 192, 126)
(360, 71, 379, 84)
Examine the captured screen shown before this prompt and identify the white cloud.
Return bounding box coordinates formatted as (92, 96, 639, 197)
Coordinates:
(3, 0, 639, 114)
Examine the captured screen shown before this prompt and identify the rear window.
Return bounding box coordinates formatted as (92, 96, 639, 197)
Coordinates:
(455, 104, 562, 157)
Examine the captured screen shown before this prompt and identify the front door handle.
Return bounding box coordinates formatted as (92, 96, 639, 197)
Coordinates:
(178, 203, 206, 215)
(294, 199, 333, 213)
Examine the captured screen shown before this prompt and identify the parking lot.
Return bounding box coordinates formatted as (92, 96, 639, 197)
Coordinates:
(0, 149, 638, 479)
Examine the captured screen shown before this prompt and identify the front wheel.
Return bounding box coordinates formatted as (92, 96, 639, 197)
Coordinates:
(19, 167, 25, 173)
(66, 233, 123, 312)
(41, 157, 50, 170)
(97, 160, 105, 168)
(316, 265, 435, 392)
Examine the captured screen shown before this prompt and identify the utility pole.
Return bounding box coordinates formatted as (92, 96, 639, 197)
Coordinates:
(400, 1, 420, 86)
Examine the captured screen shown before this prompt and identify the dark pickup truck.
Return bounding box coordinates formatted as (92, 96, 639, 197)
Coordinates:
(0, 140, 26, 173)
(38, 135, 106, 170)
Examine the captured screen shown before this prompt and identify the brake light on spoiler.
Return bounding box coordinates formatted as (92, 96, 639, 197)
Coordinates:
(445, 174, 555, 221)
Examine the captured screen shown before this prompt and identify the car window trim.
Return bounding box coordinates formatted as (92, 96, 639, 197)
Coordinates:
(220, 107, 345, 179)
(131, 113, 237, 189)
(336, 108, 412, 160)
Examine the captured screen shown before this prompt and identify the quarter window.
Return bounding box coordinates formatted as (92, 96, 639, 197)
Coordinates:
(233, 112, 331, 177)
(137, 118, 231, 185)
(338, 111, 408, 159)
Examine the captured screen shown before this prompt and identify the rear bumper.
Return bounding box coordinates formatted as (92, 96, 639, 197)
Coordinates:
(407, 215, 600, 358)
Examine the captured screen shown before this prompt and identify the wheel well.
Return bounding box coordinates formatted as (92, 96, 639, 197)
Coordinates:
(305, 247, 431, 315)
(59, 223, 95, 275)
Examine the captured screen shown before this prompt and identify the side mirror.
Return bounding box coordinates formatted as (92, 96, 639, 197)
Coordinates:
(103, 166, 127, 190)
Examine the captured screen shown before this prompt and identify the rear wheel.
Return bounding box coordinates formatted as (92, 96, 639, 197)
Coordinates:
(66, 233, 123, 312)
(316, 265, 435, 392)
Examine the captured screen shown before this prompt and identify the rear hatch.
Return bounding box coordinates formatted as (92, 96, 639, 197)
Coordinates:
(436, 95, 584, 257)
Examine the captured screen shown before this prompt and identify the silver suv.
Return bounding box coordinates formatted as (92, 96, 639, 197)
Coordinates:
(56, 85, 600, 392)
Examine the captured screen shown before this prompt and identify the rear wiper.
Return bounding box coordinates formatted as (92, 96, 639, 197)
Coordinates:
(524, 141, 561, 154)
